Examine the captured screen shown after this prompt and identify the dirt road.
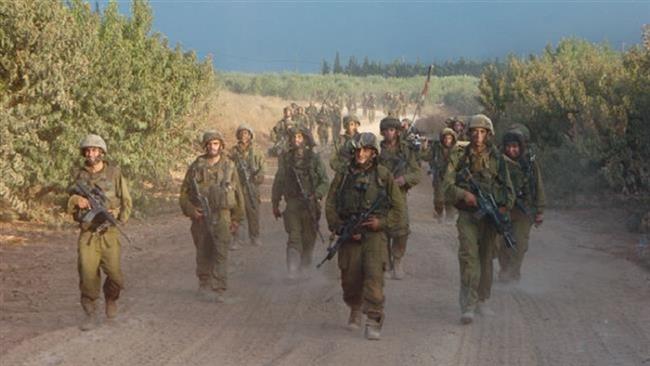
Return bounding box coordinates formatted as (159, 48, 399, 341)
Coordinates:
(2, 126, 650, 365)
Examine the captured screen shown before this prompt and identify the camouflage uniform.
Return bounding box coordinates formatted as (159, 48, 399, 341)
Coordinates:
(229, 125, 266, 245)
(272, 129, 329, 277)
(422, 128, 462, 220)
(180, 132, 245, 296)
(444, 115, 514, 321)
(367, 94, 376, 124)
(269, 115, 295, 157)
(305, 103, 319, 131)
(325, 132, 405, 340)
(67, 134, 132, 327)
(377, 118, 421, 278)
(330, 115, 361, 173)
(497, 131, 546, 282)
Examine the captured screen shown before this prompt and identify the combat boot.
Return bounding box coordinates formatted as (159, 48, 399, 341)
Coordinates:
(476, 301, 495, 317)
(393, 258, 405, 280)
(80, 297, 97, 331)
(347, 309, 363, 331)
(251, 237, 262, 247)
(364, 317, 382, 340)
(460, 311, 474, 325)
(105, 299, 118, 319)
(197, 286, 217, 302)
(286, 248, 300, 280)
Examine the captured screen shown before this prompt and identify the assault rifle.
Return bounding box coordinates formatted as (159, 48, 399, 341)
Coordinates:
(190, 175, 218, 245)
(461, 168, 517, 250)
(70, 181, 132, 244)
(291, 167, 325, 243)
(316, 191, 388, 268)
(234, 157, 258, 210)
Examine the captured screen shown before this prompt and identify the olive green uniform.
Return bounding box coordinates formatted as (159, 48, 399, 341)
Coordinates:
(444, 145, 514, 313)
(67, 162, 132, 304)
(272, 148, 329, 272)
(269, 118, 295, 156)
(229, 142, 266, 241)
(422, 141, 463, 218)
(498, 156, 545, 281)
(378, 140, 421, 262)
(330, 132, 359, 173)
(330, 106, 342, 145)
(326, 163, 404, 324)
(179, 155, 245, 292)
(316, 114, 330, 146)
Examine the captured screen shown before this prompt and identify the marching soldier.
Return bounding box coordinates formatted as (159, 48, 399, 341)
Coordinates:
(269, 107, 295, 156)
(179, 131, 245, 303)
(229, 125, 266, 247)
(444, 114, 514, 324)
(367, 93, 376, 124)
(497, 128, 545, 283)
(447, 117, 469, 142)
(316, 111, 330, 146)
(330, 114, 361, 172)
(423, 128, 462, 222)
(325, 132, 405, 340)
(305, 101, 319, 132)
(378, 117, 421, 280)
(272, 127, 329, 279)
(67, 134, 132, 330)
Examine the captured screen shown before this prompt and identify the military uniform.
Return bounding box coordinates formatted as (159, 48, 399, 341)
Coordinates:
(377, 118, 421, 279)
(306, 103, 319, 131)
(330, 115, 361, 173)
(180, 132, 245, 298)
(325, 132, 405, 340)
(330, 103, 342, 145)
(497, 132, 546, 282)
(367, 94, 376, 124)
(229, 125, 266, 246)
(422, 128, 463, 220)
(269, 117, 295, 156)
(67, 134, 132, 329)
(272, 130, 329, 277)
(444, 114, 514, 322)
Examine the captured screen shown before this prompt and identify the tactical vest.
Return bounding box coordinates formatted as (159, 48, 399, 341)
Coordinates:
(335, 165, 391, 220)
(190, 156, 238, 210)
(75, 162, 121, 211)
(282, 150, 317, 198)
(454, 144, 510, 207)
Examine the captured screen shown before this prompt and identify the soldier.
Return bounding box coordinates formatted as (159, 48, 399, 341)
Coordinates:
(422, 128, 462, 222)
(367, 93, 376, 124)
(269, 107, 295, 156)
(272, 127, 329, 279)
(361, 92, 369, 118)
(179, 131, 245, 303)
(447, 117, 468, 142)
(305, 101, 319, 132)
(346, 94, 357, 115)
(331, 100, 343, 145)
(229, 125, 266, 247)
(325, 132, 405, 340)
(293, 106, 309, 129)
(67, 134, 132, 330)
(330, 114, 361, 172)
(316, 111, 330, 146)
(398, 92, 407, 117)
(378, 117, 421, 280)
(497, 129, 545, 283)
(444, 114, 514, 324)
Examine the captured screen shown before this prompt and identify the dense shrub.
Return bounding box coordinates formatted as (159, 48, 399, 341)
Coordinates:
(0, 0, 215, 221)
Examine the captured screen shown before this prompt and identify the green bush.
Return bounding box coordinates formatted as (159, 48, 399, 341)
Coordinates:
(0, 0, 215, 221)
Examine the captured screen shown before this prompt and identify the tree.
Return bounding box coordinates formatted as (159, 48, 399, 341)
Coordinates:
(333, 51, 343, 74)
(321, 59, 330, 75)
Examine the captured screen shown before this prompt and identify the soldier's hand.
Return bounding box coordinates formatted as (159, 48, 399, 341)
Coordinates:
(229, 221, 239, 234)
(361, 217, 381, 232)
(534, 213, 544, 227)
(352, 233, 362, 241)
(77, 197, 91, 210)
(273, 207, 282, 219)
(394, 176, 406, 187)
(463, 191, 477, 207)
(191, 208, 204, 220)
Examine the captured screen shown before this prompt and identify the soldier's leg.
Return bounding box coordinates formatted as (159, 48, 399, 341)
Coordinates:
(211, 217, 232, 293)
(191, 221, 213, 289)
(338, 240, 363, 310)
(477, 222, 497, 303)
(300, 213, 317, 269)
(78, 232, 103, 302)
(246, 194, 261, 243)
(362, 233, 387, 339)
(509, 217, 532, 281)
(283, 200, 303, 276)
(98, 228, 123, 318)
(433, 180, 444, 218)
(457, 212, 481, 314)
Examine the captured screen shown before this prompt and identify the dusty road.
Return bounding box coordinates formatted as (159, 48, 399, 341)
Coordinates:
(2, 126, 650, 365)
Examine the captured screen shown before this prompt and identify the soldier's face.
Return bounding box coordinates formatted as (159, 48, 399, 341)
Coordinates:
(470, 128, 488, 146)
(284, 109, 292, 118)
(383, 128, 398, 142)
(355, 147, 376, 165)
(505, 142, 521, 159)
(240, 130, 251, 143)
(442, 134, 454, 147)
(205, 140, 222, 157)
(83, 147, 103, 166)
(293, 133, 304, 147)
(347, 123, 358, 135)
(453, 122, 464, 133)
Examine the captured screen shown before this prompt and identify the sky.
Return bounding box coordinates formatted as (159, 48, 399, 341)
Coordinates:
(107, 1, 649, 73)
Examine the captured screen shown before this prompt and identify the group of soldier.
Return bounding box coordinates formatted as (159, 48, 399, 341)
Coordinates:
(66, 105, 545, 340)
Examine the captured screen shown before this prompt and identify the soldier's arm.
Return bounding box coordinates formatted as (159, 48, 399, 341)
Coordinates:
(254, 147, 266, 185)
(443, 157, 466, 204)
(271, 158, 285, 210)
(383, 170, 406, 232)
(498, 154, 516, 210)
(325, 173, 343, 232)
(116, 170, 132, 223)
(403, 149, 422, 187)
(314, 154, 330, 200)
(230, 166, 245, 223)
(533, 160, 546, 214)
(179, 163, 199, 218)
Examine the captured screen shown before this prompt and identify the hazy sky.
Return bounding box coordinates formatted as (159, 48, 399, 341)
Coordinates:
(109, 1, 649, 73)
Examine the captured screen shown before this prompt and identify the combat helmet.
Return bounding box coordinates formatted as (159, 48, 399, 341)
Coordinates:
(342, 114, 361, 128)
(507, 123, 531, 142)
(467, 114, 494, 135)
(79, 134, 107, 154)
(439, 127, 458, 143)
(202, 130, 225, 146)
(236, 124, 255, 140)
(379, 116, 401, 131)
(353, 132, 380, 153)
(288, 126, 315, 147)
